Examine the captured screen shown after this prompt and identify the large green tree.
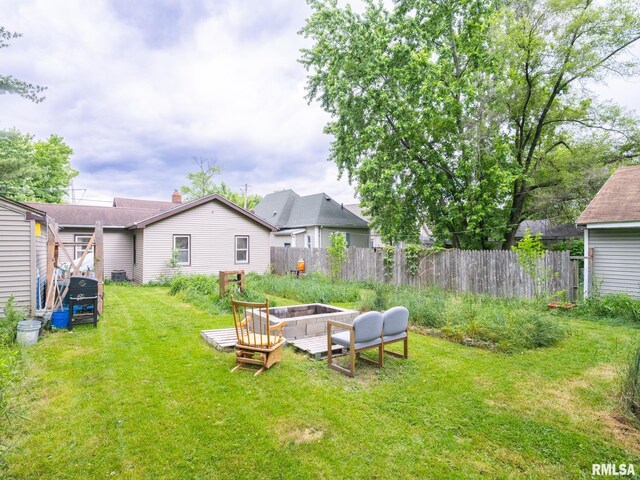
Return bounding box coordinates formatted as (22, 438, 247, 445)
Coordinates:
(0, 130, 77, 202)
(1, 27, 45, 103)
(180, 158, 262, 209)
(301, 0, 640, 248)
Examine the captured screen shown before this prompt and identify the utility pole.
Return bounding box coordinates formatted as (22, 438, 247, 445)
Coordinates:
(243, 183, 248, 209)
(71, 178, 76, 204)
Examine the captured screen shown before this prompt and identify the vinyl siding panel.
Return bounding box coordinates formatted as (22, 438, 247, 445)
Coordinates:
(141, 200, 271, 283)
(133, 230, 144, 284)
(0, 203, 34, 316)
(319, 227, 371, 248)
(58, 228, 133, 280)
(590, 228, 640, 298)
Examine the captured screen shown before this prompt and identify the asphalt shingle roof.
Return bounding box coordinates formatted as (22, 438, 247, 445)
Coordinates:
(253, 190, 369, 229)
(24, 203, 167, 227)
(113, 197, 179, 210)
(577, 165, 640, 225)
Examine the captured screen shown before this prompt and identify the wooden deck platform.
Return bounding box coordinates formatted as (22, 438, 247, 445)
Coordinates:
(200, 328, 237, 351)
(200, 328, 345, 360)
(286, 336, 346, 360)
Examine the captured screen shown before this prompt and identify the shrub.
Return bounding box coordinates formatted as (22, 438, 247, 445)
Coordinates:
(327, 232, 348, 279)
(620, 344, 640, 428)
(578, 293, 640, 322)
(0, 295, 24, 347)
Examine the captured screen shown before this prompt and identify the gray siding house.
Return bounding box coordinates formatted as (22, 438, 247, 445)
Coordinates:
(577, 166, 640, 298)
(0, 196, 47, 316)
(28, 193, 275, 284)
(253, 190, 370, 248)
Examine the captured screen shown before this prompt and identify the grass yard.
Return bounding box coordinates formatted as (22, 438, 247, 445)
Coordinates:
(3, 284, 640, 479)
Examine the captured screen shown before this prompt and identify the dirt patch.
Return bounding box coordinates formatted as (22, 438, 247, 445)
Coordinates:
(600, 413, 640, 455)
(279, 427, 324, 444)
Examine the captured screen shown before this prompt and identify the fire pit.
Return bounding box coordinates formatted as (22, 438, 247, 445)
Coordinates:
(261, 303, 359, 340)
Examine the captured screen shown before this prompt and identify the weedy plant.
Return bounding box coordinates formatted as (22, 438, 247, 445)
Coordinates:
(620, 344, 640, 428)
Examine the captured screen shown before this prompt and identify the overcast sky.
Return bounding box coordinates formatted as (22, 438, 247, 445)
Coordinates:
(1, 0, 640, 206)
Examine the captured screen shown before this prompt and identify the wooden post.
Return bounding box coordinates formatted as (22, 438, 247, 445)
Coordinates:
(94, 221, 104, 315)
(45, 221, 58, 310)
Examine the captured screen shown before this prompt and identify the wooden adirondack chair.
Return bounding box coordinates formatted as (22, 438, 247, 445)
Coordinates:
(230, 296, 286, 376)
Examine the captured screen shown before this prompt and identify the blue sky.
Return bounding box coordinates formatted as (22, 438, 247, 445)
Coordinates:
(1, 0, 640, 206)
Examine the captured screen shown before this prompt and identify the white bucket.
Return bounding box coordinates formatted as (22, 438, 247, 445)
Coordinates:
(16, 320, 41, 346)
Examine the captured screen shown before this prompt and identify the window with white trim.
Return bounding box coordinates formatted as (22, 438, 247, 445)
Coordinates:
(235, 236, 249, 264)
(173, 235, 191, 265)
(74, 235, 94, 260)
(305, 234, 312, 248)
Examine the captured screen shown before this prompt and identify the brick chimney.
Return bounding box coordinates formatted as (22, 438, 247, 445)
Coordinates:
(171, 189, 182, 204)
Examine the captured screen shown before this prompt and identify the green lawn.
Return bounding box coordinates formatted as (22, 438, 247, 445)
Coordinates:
(4, 285, 640, 479)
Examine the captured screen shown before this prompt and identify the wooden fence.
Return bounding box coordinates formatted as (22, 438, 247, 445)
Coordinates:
(270, 247, 575, 299)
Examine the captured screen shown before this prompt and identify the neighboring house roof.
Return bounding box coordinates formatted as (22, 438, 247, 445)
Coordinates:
(25, 203, 162, 227)
(113, 197, 178, 210)
(26, 194, 276, 231)
(577, 165, 640, 225)
(516, 220, 584, 240)
(254, 191, 368, 229)
(128, 193, 276, 231)
(252, 189, 299, 227)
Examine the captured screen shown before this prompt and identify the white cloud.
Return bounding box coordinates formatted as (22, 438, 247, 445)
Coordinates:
(0, 0, 359, 204)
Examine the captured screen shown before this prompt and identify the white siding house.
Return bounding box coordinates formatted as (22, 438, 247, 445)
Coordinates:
(577, 166, 640, 298)
(29, 194, 275, 285)
(0, 196, 47, 316)
(132, 197, 273, 283)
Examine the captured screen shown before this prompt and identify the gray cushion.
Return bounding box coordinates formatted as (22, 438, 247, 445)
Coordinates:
(353, 311, 383, 343)
(382, 306, 409, 336)
(383, 331, 407, 343)
(332, 331, 382, 350)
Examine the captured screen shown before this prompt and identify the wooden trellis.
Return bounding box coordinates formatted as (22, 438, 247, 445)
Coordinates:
(45, 220, 104, 314)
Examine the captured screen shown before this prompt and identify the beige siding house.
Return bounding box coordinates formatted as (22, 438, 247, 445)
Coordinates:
(0, 196, 47, 316)
(577, 166, 640, 298)
(130, 196, 274, 283)
(29, 193, 275, 285)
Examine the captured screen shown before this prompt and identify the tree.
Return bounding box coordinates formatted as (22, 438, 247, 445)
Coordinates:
(180, 158, 262, 209)
(300, 0, 640, 249)
(179, 157, 222, 200)
(1, 27, 46, 103)
(0, 130, 77, 202)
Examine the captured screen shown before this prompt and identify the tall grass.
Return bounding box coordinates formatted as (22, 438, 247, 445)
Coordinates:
(358, 284, 566, 353)
(0, 296, 25, 471)
(247, 273, 362, 304)
(620, 344, 640, 428)
(167, 273, 566, 353)
(577, 293, 640, 323)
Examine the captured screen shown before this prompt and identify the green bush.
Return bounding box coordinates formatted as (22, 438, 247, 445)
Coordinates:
(167, 274, 275, 314)
(0, 295, 24, 347)
(578, 293, 640, 322)
(620, 344, 640, 428)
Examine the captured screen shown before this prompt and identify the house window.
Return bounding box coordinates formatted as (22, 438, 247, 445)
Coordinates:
(74, 235, 94, 259)
(173, 235, 191, 265)
(345, 232, 351, 247)
(235, 236, 249, 264)
(133, 234, 137, 265)
(305, 234, 312, 248)
(284, 242, 291, 248)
